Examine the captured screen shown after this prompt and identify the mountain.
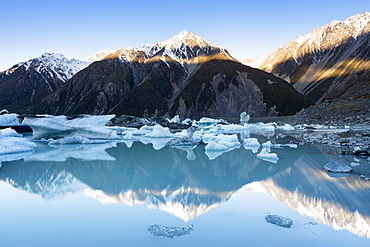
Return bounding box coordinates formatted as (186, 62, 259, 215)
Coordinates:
(31, 31, 312, 118)
(0, 53, 90, 111)
(260, 12, 370, 103)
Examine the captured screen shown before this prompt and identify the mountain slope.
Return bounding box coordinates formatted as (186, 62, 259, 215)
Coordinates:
(260, 12, 370, 102)
(0, 53, 90, 111)
(32, 31, 312, 118)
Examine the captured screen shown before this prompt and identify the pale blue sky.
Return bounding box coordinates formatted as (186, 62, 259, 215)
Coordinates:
(0, 0, 368, 70)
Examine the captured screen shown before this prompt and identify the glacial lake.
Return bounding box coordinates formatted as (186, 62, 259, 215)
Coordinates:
(1, 133, 370, 246)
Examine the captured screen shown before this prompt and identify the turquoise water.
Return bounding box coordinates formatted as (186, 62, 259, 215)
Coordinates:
(1, 135, 370, 246)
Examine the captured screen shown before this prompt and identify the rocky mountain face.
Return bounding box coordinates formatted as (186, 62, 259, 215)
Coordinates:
(0, 53, 90, 111)
(260, 12, 370, 103)
(31, 31, 312, 119)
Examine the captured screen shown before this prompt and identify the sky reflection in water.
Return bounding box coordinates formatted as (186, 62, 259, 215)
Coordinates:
(0, 135, 370, 246)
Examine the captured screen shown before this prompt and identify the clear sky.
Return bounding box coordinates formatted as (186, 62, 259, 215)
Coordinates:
(0, 0, 368, 70)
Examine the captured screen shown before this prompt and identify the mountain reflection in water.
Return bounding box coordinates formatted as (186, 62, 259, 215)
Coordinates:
(0, 140, 370, 237)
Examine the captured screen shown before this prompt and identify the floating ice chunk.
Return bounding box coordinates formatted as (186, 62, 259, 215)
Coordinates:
(265, 214, 293, 228)
(145, 125, 172, 138)
(197, 117, 226, 128)
(218, 124, 247, 134)
(240, 111, 250, 124)
(1, 127, 22, 137)
(205, 134, 241, 151)
(247, 122, 276, 133)
(243, 138, 260, 147)
(167, 127, 199, 146)
(324, 162, 352, 173)
(122, 131, 134, 140)
(0, 113, 22, 126)
(0, 137, 36, 155)
(202, 133, 218, 143)
(257, 149, 279, 163)
(243, 138, 260, 153)
(22, 115, 119, 140)
(168, 115, 181, 123)
(262, 141, 273, 148)
(147, 224, 193, 238)
(205, 134, 241, 160)
(276, 124, 295, 131)
(273, 143, 298, 149)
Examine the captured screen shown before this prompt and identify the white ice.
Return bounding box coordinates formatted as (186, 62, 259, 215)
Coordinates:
(22, 114, 119, 140)
(0, 134, 36, 156)
(205, 134, 241, 159)
(324, 162, 352, 173)
(0, 127, 22, 137)
(145, 125, 173, 138)
(0, 113, 22, 126)
(243, 138, 261, 153)
(256, 148, 279, 163)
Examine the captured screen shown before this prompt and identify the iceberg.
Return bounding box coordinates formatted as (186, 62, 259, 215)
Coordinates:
(1, 127, 22, 137)
(243, 138, 261, 153)
(265, 214, 293, 228)
(144, 124, 172, 138)
(205, 134, 241, 151)
(0, 136, 36, 156)
(257, 149, 279, 163)
(147, 224, 193, 238)
(22, 114, 119, 140)
(0, 113, 22, 126)
(324, 162, 353, 173)
(240, 111, 250, 125)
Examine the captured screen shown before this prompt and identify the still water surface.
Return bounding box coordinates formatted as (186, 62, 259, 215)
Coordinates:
(1, 134, 370, 246)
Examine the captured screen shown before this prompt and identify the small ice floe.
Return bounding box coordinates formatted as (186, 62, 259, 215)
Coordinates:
(240, 111, 250, 125)
(205, 134, 241, 160)
(0, 136, 36, 156)
(0, 127, 22, 137)
(256, 149, 279, 163)
(324, 162, 352, 173)
(147, 224, 193, 238)
(359, 175, 370, 180)
(243, 138, 260, 153)
(262, 141, 273, 152)
(265, 214, 293, 228)
(205, 134, 241, 151)
(145, 125, 172, 138)
(122, 131, 134, 140)
(197, 117, 227, 128)
(0, 112, 22, 126)
(276, 124, 295, 131)
(167, 126, 199, 146)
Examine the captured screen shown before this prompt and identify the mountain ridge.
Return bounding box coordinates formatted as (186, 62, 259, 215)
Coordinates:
(260, 12, 370, 103)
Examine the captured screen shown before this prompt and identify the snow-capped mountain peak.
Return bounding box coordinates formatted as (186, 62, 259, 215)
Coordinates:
(4, 52, 91, 81)
(85, 30, 232, 64)
(158, 30, 217, 50)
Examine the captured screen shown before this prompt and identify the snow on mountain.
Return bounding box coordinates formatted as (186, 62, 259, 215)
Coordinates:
(85, 30, 234, 64)
(83, 49, 118, 62)
(260, 12, 370, 102)
(4, 53, 91, 81)
(242, 58, 264, 68)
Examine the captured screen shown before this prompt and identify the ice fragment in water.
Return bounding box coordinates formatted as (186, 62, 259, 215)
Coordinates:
(265, 214, 293, 228)
(324, 162, 352, 173)
(147, 224, 193, 238)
